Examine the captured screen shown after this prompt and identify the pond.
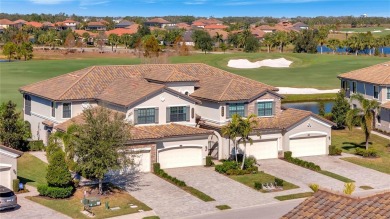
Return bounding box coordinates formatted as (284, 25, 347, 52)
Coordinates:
(282, 101, 334, 115)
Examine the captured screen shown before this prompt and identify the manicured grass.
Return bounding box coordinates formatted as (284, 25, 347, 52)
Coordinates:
(216, 205, 231, 210)
(274, 192, 314, 201)
(282, 93, 337, 103)
(17, 153, 47, 187)
(182, 186, 215, 202)
(318, 170, 355, 183)
(332, 128, 390, 174)
(359, 185, 374, 190)
(27, 188, 151, 219)
(229, 172, 299, 192)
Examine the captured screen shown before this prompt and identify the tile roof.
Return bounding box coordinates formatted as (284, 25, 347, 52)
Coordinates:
(143, 68, 200, 83)
(63, 19, 76, 23)
(146, 18, 171, 24)
(25, 21, 43, 28)
(42, 21, 54, 27)
(206, 29, 228, 40)
(257, 25, 276, 30)
(13, 19, 27, 24)
(105, 24, 139, 36)
(338, 61, 390, 85)
(381, 102, 390, 109)
(74, 30, 98, 37)
(204, 24, 228, 29)
(193, 18, 223, 25)
(87, 21, 105, 26)
(20, 64, 278, 103)
(0, 145, 24, 156)
(282, 189, 390, 219)
(0, 19, 14, 25)
(176, 22, 191, 29)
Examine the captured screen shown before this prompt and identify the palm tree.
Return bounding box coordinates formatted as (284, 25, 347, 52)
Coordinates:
(317, 26, 329, 54)
(274, 31, 289, 53)
(262, 33, 275, 53)
(221, 114, 240, 162)
(327, 38, 340, 54)
(237, 114, 258, 170)
(346, 94, 381, 150)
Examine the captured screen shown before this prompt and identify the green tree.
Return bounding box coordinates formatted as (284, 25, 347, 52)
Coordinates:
(319, 102, 325, 117)
(346, 94, 380, 150)
(227, 33, 239, 48)
(0, 101, 30, 150)
(46, 150, 71, 188)
(3, 42, 17, 62)
(192, 30, 213, 54)
(262, 33, 275, 53)
(108, 33, 120, 51)
(327, 38, 340, 54)
(137, 24, 151, 37)
(221, 114, 241, 162)
(274, 31, 289, 53)
(219, 42, 227, 53)
(331, 90, 351, 129)
(64, 32, 75, 51)
(244, 35, 260, 53)
(121, 34, 132, 49)
(317, 26, 329, 54)
(142, 35, 160, 58)
(293, 29, 318, 53)
(237, 114, 258, 170)
(71, 107, 131, 194)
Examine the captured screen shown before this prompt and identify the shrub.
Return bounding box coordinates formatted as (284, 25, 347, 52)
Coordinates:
(46, 150, 71, 187)
(284, 151, 292, 159)
(275, 178, 284, 186)
(37, 184, 73, 198)
(323, 113, 333, 121)
(73, 179, 80, 187)
(153, 163, 161, 173)
(214, 161, 239, 174)
(309, 183, 319, 192)
(246, 166, 259, 173)
(154, 167, 187, 187)
(284, 154, 321, 171)
(329, 145, 342, 156)
(205, 156, 213, 167)
(226, 169, 245, 175)
(13, 179, 20, 192)
(27, 140, 44, 151)
(45, 138, 62, 161)
(243, 156, 257, 169)
(343, 182, 355, 195)
(355, 148, 378, 157)
(254, 182, 262, 190)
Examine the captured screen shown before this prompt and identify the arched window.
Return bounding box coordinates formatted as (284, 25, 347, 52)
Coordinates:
(24, 95, 31, 115)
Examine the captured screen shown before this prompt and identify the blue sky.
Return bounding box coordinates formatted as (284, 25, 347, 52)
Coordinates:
(1, 0, 389, 17)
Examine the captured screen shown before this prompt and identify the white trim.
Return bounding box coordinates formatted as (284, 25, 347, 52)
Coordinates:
(0, 163, 12, 168)
(134, 106, 157, 109)
(167, 104, 189, 107)
(201, 117, 227, 125)
(31, 112, 57, 123)
(0, 149, 19, 158)
(289, 131, 328, 138)
(157, 144, 203, 151)
(310, 117, 332, 128)
(256, 99, 274, 102)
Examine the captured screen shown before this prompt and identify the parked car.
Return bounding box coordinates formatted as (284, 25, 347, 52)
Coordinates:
(0, 185, 17, 210)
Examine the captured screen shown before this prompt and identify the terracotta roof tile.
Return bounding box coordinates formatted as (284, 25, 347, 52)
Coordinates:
(0, 19, 14, 25)
(105, 24, 139, 36)
(382, 102, 390, 109)
(146, 18, 170, 24)
(338, 61, 390, 85)
(204, 24, 228, 29)
(25, 21, 43, 28)
(282, 190, 390, 219)
(87, 21, 105, 26)
(143, 68, 200, 83)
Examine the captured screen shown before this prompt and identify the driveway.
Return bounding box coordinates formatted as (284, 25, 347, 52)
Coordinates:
(165, 166, 308, 209)
(301, 155, 390, 190)
(258, 159, 352, 192)
(126, 173, 217, 219)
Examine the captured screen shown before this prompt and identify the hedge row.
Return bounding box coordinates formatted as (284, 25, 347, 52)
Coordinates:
(284, 151, 321, 171)
(355, 148, 378, 157)
(329, 145, 342, 156)
(153, 163, 187, 187)
(37, 184, 74, 198)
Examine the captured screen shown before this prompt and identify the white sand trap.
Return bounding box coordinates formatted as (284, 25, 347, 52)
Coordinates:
(228, 58, 292, 69)
(372, 30, 382, 33)
(277, 87, 340, 94)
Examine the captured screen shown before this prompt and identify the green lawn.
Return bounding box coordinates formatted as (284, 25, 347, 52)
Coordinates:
(274, 192, 314, 201)
(282, 93, 337, 103)
(2, 53, 388, 109)
(341, 27, 390, 36)
(18, 153, 47, 187)
(28, 187, 151, 219)
(332, 129, 390, 174)
(229, 172, 299, 192)
(216, 205, 231, 210)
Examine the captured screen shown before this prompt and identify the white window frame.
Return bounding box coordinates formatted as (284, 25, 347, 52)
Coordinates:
(257, 100, 274, 117)
(62, 102, 72, 119)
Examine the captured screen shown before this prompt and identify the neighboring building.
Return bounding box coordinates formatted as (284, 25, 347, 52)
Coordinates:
(257, 25, 277, 33)
(105, 24, 139, 36)
(175, 22, 191, 30)
(282, 189, 390, 219)
(115, 20, 134, 29)
(86, 21, 106, 31)
(42, 21, 55, 29)
(20, 64, 333, 172)
(0, 145, 23, 190)
(292, 22, 309, 31)
(182, 30, 195, 46)
(62, 19, 78, 30)
(0, 19, 15, 29)
(192, 18, 224, 29)
(25, 21, 43, 29)
(13, 19, 27, 28)
(338, 61, 390, 133)
(144, 18, 174, 28)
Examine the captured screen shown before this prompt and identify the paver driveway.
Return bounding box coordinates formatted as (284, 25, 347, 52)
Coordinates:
(258, 159, 354, 192)
(301, 155, 390, 189)
(126, 173, 217, 219)
(165, 166, 307, 209)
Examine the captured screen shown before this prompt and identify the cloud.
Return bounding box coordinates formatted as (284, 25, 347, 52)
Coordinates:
(79, 0, 110, 6)
(184, 0, 207, 5)
(29, 0, 73, 4)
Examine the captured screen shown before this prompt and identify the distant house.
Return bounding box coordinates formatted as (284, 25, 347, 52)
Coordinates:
(292, 22, 309, 31)
(105, 24, 139, 36)
(115, 20, 134, 29)
(145, 18, 175, 28)
(182, 30, 195, 46)
(13, 19, 27, 28)
(257, 25, 277, 33)
(86, 21, 106, 31)
(175, 22, 191, 30)
(42, 21, 55, 29)
(204, 24, 228, 30)
(63, 19, 78, 30)
(0, 19, 15, 29)
(25, 21, 43, 29)
(0, 145, 23, 191)
(192, 18, 224, 29)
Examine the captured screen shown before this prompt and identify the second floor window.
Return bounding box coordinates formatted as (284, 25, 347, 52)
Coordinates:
(341, 80, 347, 90)
(374, 86, 379, 99)
(352, 82, 357, 93)
(258, 101, 273, 116)
(24, 95, 31, 116)
(170, 106, 187, 122)
(51, 102, 55, 117)
(137, 108, 156, 124)
(63, 103, 71, 118)
(228, 103, 245, 118)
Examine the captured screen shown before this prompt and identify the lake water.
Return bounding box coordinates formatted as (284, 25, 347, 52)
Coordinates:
(317, 46, 390, 55)
(282, 101, 334, 115)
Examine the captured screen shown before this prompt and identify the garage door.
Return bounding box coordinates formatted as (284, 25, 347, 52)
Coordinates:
(131, 150, 151, 173)
(242, 139, 278, 160)
(289, 136, 327, 157)
(159, 147, 202, 169)
(0, 166, 11, 190)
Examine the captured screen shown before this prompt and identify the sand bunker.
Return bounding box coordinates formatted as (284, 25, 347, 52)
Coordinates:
(228, 58, 292, 69)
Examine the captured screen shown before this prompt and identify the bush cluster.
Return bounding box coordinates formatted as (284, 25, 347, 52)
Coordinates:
(284, 151, 321, 171)
(153, 163, 187, 187)
(37, 184, 73, 198)
(329, 145, 342, 156)
(355, 148, 378, 157)
(27, 140, 44, 151)
(254, 182, 262, 190)
(215, 158, 258, 175)
(205, 156, 214, 167)
(13, 179, 20, 192)
(275, 178, 284, 186)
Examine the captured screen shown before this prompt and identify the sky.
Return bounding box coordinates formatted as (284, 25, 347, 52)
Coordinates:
(1, 0, 389, 18)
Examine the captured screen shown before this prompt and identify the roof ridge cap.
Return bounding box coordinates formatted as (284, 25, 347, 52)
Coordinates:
(219, 79, 234, 101)
(58, 66, 96, 100)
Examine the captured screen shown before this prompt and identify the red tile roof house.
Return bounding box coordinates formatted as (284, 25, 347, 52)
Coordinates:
(19, 64, 334, 172)
(144, 18, 175, 28)
(86, 21, 106, 31)
(0, 19, 15, 29)
(338, 61, 390, 133)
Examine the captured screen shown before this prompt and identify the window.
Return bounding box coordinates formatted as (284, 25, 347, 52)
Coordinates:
(51, 102, 55, 117)
(387, 87, 390, 99)
(24, 95, 31, 116)
(374, 86, 379, 99)
(221, 106, 225, 117)
(170, 106, 187, 122)
(191, 108, 195, 119)
(137, 108, 156, 124)
(228, 103, 245, 118)
(63, 103, 71, 118)
(341, 80, 347, 90)
(257, 101, 273, 116)
(352, 82, 357, 93)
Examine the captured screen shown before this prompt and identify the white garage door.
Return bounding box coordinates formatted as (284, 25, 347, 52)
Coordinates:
(243, 139, 278, 160)
(131, 150, 151, 173)
(289, 136, 327, 157)
(0, 166, 11, 190)
(159, 147, 202, 169)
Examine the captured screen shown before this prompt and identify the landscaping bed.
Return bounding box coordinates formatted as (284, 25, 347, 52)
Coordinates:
(27, 186, 151, 219)
(229, 172, 299, 192)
